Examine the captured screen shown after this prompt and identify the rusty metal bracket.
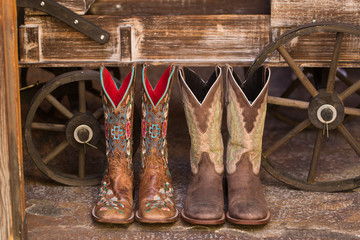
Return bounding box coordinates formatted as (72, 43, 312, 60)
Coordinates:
(17, 0, 110, 44)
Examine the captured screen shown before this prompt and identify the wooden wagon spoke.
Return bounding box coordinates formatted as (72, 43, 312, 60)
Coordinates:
(280, 79, 301, 98)
(79, 147, 86, 179)
(307, 129, 324, 183)
(337, 123, 360, 157)
(277, 45, 319, 97)
(93, 107, 104, 119)
(339, 80, 360, 101)
(263, 119, 311, 158)
(78, 80, 87, 113)
(326, 32, 344, 93)
(344, 106, 360, 117)
(43, 140, 69, 164)
(31, 122, 66, 132)
(269, 79, 301, 112)
(337, 71, 360, 96)
(45, 94, 74, 119)
(267, 96, 309, 109)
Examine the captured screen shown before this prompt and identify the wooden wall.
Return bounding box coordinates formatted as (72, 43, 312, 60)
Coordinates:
(19, 14, 270, 66)
(0, 0, 25, 239)
(269, 0, 360, 67)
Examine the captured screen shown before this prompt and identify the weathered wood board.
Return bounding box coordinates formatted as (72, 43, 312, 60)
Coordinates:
(19, 14, 270, 65)
(279, 30, 360, 65)
(267, 0, 360, 67)
(266, 28, 360, 67)
(88, 0, 270, 16)
(271, 0, 360, 28)
(1, 0, 25, 239)
(25, 0, 95, 15)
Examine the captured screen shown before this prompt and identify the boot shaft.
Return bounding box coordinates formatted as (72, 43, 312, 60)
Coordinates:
(178, 66, 224, 174)
(140, 64, 175, 168)
(101, 65, 136, 166)
(225, 66, 270, 175)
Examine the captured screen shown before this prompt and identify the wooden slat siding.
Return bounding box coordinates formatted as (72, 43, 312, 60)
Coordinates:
(271, 0, 360, 28)
(89, 0, 271, 16)
(25, 0, 95, 16)
(20, 15, 270, 64)
(267, 28, 360, 67)
(0, 0, 25, 239)
(269, 0, 360, 67)
(19, 25, 40, 62)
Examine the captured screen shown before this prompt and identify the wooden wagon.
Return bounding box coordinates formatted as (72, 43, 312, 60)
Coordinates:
(17, 0, 360, 192)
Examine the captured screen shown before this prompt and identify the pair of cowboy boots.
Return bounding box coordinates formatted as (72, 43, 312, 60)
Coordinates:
(92, 65, 178, 224)
(178, 66, 271, 225)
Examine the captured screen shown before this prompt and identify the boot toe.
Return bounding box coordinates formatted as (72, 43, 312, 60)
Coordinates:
(184, 202, 224, 220)
(139, 208, 177, 221)
(229, 200, 268, 220)
(92, 204, 134, 223)
(136, 201, 178, 223)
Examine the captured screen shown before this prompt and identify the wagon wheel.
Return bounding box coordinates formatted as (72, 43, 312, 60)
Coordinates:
(25, 70, 141, 186)
(248, 23, 360, 192)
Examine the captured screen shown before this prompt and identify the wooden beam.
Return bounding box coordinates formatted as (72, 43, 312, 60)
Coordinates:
(0, 0, 25, 239)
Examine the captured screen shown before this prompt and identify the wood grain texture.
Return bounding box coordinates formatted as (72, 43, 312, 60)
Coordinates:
(271, 0, 360, 28)
(268, 28, 360, 67)
(25, 0, 95, 16)
(1, 0, 25, 239)
(19, 25, 40, 62)
(88, 0, 270, 16)
(20, 14, 270, 64)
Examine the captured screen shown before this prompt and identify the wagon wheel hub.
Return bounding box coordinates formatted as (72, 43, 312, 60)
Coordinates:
(308, 90, 345, 130)
(317, 104, 336, 124)
(66, 113, 101, 149)
(74, 125, 93, 143)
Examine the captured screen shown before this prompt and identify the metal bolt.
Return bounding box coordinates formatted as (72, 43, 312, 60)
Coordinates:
(40, 1, 45, 6)
(74, 19, 79, 24)
(320, 108, 333, 122)
(116, 4, 121, 9)
(317, 104, 337, 124)
(100, 35, 105, 40)
(77, 128, 90, 142)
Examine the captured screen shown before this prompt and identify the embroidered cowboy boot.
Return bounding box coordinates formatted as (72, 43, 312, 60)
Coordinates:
(92, 65, 136, 224)
(178, 66, 225, 225)
(225, 66, 271, 225)
(135, 65, 178, 223)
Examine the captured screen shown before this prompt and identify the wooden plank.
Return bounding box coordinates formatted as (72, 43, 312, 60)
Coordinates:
(89, 0, 271, 16)
(20, 14, 270, 64)
(271, 0, 360, 28)
(0, 0, 25, 239)
(268, 27, 360, 66)
(120, 27, 132, 62)
(19, 25, 40, 62)
(25, 0, 95, 16)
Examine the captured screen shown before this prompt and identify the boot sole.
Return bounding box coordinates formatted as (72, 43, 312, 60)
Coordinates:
(91, 206, 135, 224)
(181, 209, 226, 225)
(226, 210, 271, 225)
(135, 209, 179, 223)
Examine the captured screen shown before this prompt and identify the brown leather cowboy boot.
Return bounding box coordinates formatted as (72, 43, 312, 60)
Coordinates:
(225, 66, 271, 225)
(135, 65, 178, 223)
(178, 66, 225, 225)
(92, 66, 136, 224)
